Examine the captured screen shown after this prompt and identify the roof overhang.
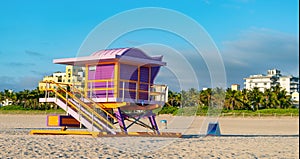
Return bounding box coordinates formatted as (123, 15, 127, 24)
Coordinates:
(53, 56, 166, 66)
(53, 47, 166, 66)
(53, 56, 116, 66)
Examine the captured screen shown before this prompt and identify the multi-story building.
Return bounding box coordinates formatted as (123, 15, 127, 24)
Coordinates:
(38, 72, 66, 90)
(39, 65, 84, 91)
(244, 69, 299, 94)
(279, 75, 299, 94)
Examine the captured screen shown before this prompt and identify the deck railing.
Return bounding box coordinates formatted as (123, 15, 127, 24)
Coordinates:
(119, 79, 168, 104)
(85, 79, 167, 104)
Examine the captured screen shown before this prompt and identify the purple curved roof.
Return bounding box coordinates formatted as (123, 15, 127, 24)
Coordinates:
(90, 48, 130, 58)
(53, 48, 166, 66)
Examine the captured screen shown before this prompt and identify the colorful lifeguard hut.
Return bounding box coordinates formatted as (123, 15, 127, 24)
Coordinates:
(37, 48, 170, 136)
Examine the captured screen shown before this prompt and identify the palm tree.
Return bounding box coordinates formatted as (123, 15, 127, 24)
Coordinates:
(29, 88, 41, 109)
(277, 89, 292, 109)
(200, 88, 212, 107)
(0, 91, 4, 106)
(21, 89, 31, 109)
(262, 88, 277, 109)
(167, 90, 175, 106)
(3, 89, 16, 104)
(0, 91, 4, 101)
(212, 87, 225, 108)
(225, 89, 242, 110)
(173, 91, 181, 107)
(249, 87, 263, 111)
(241, 89, 251, 110)
(187, 88, 200, 107)
(180, 90, 188, 107)
(269, 85, 292, 109)
(167, 90, 181, 107)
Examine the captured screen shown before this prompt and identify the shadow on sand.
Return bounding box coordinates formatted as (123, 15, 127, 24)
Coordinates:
(181, 134, 299, 138)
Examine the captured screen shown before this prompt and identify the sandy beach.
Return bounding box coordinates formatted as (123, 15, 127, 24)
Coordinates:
(0, 114, 299, 158)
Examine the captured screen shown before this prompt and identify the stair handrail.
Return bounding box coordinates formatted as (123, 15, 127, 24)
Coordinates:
(70, 85, 117, 121)
(45, 81, 116, 129)
(49, 88, 105, 131)
(41, 80, 116, 121)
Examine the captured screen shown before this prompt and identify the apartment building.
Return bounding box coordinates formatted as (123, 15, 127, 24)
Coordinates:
(244, 69, 299, 94)
(39, 65, 84, 91)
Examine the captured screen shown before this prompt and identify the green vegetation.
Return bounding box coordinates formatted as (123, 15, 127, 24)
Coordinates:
(158, 85, 299, 116)
(0, 105, 65, 114)
(0, 105, 27, 110)
(0, 85, 298, 116)
(158, 105, 179, 115)
(0, 88, 62, 114)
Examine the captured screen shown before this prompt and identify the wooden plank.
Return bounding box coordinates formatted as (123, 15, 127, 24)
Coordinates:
(29, 130, 98, 137)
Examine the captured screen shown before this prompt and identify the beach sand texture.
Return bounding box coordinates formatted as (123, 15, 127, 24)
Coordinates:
(0, 114, 299, 158)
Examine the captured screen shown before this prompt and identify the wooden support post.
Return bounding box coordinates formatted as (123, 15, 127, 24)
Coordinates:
(114, 62, 119, 98)
(137, 66, 140, 102)
(122, 81, 125, 101)
(85, 64, 88, 98)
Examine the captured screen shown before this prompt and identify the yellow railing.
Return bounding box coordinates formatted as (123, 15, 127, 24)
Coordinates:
(44, 81, 116, 129)
(86, 79, 116, 98)
(42, 78, 167, 104)
(70, 85, 117, 121)
(49, 88, 104, 130)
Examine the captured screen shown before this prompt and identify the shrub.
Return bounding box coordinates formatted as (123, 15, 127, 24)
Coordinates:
(158, 106, 178, 115)
(0, 105, 27, 110)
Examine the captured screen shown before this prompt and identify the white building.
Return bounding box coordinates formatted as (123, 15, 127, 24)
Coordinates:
(279, 76, 299, 94)
(244, 69, 299, 94)
(231, 84, 240, 91)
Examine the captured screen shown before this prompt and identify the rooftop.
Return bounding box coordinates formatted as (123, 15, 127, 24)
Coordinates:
(53, 48, 166, 66)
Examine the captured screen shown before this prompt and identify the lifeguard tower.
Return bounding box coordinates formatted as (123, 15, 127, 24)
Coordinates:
(38, 48, 169, 136)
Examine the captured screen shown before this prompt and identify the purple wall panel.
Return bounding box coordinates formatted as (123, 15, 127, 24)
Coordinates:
(119, 82, 136, 90)
(139, 83, 148, 91)
(139, 92, 148, 100)
(120, 64, 138, 81)
(118, 63, 161, 101)
(140, 67, 149, 83)
(151, 66, 160, 83)
(88, 70, 95, 80)
(88, 64, 114, 80)
(87, 64, 115, 99)
(119, 90, 136, 99)
(95, 64, 114, 79)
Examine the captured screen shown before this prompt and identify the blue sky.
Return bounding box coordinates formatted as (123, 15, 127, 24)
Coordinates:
(0, 0, 299, 91)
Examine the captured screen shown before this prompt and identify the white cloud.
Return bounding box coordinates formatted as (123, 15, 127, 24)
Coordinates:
(222, 28, 299, 86)
(0, 76, 40, 91)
